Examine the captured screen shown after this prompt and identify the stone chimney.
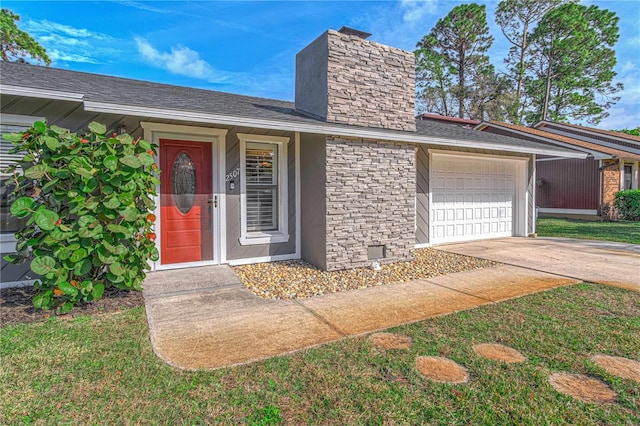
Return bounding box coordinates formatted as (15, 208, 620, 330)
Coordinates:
(295, 27, 416, 132)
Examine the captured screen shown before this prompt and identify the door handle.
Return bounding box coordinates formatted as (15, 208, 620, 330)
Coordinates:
(207, 196, 218, 208)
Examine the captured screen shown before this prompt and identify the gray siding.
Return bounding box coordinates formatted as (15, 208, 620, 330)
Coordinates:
(300, 133, 327, 269)
(224, 127, 297, 260)
(414, 144, 533, 244)
(1, 257, 36, 285)
(415, 145, 429, 245)
(1, 96, 298, 267)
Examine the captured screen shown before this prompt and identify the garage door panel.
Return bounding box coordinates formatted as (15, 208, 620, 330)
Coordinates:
(431, 155, 519, 244)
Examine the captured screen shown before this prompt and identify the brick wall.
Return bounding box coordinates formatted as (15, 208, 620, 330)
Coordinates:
(601, 160, 621, 218)
(325, 31, 416, 131)
(324, 136, 416, 271)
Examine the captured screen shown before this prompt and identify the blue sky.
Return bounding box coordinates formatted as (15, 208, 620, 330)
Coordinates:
(5, 0, 639, 130)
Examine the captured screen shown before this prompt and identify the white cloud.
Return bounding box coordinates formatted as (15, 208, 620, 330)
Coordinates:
(596, 60, 640, 129)
(25, 20, 110, 40)
(599, 106, 640, 130)
(47, 49, 100, 64)
(111, 0, 174, 14)
(617, 61, 640, 102)
(23, 19, 117, 65)
(135, 38, 224, 81)
(400, 0, 438, 24)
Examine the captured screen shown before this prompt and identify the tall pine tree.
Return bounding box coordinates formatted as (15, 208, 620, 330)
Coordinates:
(0, 8, 50, 65)
(495, 0, 570, 124)
(415, 3, 495, 119)
(524, 3, 622, 125)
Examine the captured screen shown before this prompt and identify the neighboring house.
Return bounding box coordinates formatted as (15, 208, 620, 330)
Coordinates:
(0, 27, 583, 287)
(476, 121, 640, 219)
(416, 113, 480, 129)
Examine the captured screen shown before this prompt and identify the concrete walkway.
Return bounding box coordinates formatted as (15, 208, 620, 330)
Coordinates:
(143, 237, 638, 370)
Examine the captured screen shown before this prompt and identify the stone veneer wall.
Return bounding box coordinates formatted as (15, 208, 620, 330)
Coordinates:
(325, 30, 416, 132)
(324, 136, 416, 271)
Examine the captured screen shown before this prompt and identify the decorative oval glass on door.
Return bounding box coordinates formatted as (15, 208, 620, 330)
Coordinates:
(172, 152, 197, 214)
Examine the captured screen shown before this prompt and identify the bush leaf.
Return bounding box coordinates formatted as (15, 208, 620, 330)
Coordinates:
(10, 197, 34, 218)
(58, 281, 79, 297)
(31, 256, 57, 275)
(120, 155, 142, 168)
(43, 136, 61, 150)
(92, 283, 105, 299)
(103, 155, 118, 170)
(34, 209, 59, 231)
(24, 165, 48, 179)
(88, 122, 106, 134)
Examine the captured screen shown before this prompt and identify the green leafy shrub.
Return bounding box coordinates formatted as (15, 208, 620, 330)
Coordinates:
(614, 189, 640, 221)
(3, 121, 159, 313)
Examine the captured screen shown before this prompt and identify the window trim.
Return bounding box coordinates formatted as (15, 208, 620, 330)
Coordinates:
(623, 164, 633, 190)
(1, 114, 43, 246)
(238, 133, 290, 245)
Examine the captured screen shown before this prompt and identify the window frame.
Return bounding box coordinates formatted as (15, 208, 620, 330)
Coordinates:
(623, 164, 633, 190)
(238, 133, 290, 245)
(1, 114, 43, 253)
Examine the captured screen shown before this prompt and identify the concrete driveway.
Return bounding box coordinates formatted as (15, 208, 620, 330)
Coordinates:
(439, 237, 639, 292)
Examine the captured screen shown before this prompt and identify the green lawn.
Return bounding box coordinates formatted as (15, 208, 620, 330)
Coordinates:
(2, 283, 639, 425)
(537, 217, 640, 244)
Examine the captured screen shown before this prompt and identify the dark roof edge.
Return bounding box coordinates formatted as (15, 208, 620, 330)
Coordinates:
(534, 120, 640, 144)
(85, 101, 586, 158)
(476, 121, 610, 159)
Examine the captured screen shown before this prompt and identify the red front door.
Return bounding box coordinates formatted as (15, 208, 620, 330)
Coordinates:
(160, 139, 213, 264)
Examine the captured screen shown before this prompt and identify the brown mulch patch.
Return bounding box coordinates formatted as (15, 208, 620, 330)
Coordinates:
(368, 332, 413, 350)
(233, 248, 500, 299)
(415, 356, 469, 384)
(473, 343, 526, 363)
(549, 373, 617, 404)
(591, 355, 640, 383)
(0, 286, 145, 327)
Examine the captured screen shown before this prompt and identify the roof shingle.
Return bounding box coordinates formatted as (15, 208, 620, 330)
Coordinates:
(1, 61, 582, 157)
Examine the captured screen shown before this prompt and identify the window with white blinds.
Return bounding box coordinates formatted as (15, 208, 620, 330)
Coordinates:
(1, 116, 41, 236)
(245, 143, 278, 231)
(0, 124, 26, 179)
(238, 133, 289, 245)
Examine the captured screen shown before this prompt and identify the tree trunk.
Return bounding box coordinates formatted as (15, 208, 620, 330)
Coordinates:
(515, 23, 529, 124)
(458, 49, 465, 118)
(542, 60, 553, 121)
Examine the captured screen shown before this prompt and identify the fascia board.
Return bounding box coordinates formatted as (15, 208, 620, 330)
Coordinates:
(478, 122, 605, 159)
(538, 121, 640, 147)
(84, 100, 587, 159)
(1, 84, 84, 101)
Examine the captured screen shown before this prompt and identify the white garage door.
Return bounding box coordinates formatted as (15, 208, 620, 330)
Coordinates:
(431, 154, 522, 244)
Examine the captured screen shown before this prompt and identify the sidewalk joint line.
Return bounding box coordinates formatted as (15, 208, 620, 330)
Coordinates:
(293, 300, 349, 338)
(420, 279, 497, 304)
